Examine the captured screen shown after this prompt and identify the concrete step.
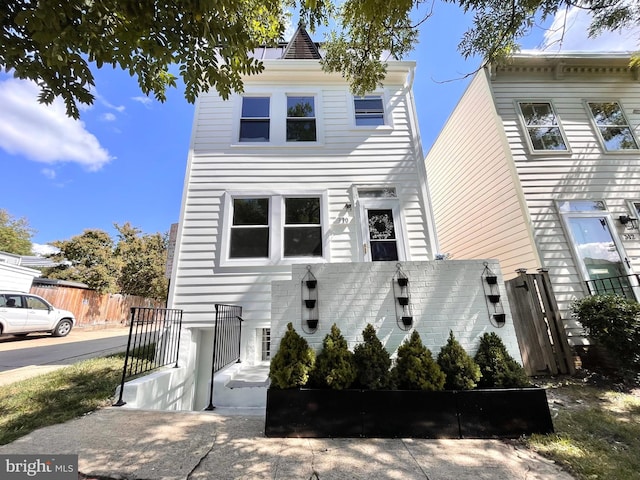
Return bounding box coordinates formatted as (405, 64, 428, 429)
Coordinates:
(211, 363, 270, 408)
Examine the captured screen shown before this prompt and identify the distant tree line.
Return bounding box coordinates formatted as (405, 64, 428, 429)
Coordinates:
(0, 209, 169, 301)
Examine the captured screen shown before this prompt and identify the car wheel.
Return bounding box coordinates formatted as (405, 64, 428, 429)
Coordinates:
(52, 319, 73, 337)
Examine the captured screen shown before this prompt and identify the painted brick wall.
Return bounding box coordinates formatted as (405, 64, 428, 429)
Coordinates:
(271, 260, 522, 363)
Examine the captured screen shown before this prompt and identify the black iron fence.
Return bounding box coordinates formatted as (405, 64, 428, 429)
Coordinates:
(114, 307, 183, 406)
(205, 304, 243, 410)
(585, 274, 640, 300)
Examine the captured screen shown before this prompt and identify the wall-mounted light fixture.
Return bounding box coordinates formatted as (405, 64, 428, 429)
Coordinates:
(619, 215, 638, 230)
(344, 203, 352, 210)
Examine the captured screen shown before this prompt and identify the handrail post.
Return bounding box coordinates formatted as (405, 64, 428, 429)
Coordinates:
(205, 304, 220, 411)
(236, 316, 243, 363)
(113, 307, 138, 407)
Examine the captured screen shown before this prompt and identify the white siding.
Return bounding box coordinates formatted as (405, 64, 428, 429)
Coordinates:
(491, 60, 640, 342)
(425, 70, 539, 279)
(170, 60, 436, 363)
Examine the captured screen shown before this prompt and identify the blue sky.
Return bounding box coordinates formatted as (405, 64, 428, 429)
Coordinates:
(0, 4, 638, 253)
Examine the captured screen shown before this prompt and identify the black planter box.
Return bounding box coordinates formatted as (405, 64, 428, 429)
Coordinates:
(265, 388, 554, 439)
(362, 390, 459, 438)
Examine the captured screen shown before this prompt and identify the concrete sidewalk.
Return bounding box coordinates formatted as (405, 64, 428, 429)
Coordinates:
(0, 408, 576, 479)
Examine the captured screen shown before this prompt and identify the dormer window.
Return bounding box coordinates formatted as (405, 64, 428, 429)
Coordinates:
(354, 96, 385, 126)
(286, 96, 316, 142)
(239, 97, 270, 142)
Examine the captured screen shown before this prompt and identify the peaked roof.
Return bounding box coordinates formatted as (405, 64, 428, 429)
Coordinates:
(282, 25, 322, 60)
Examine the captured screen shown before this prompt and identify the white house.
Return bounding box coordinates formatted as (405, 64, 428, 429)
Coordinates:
(425, 52, 640, 349)
(0, 251, 41, 292)
(120, 28, 524, 411)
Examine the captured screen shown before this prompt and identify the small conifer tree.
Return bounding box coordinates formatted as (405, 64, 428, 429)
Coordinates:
(391, 330, 445, 391)
(474, 332, 529, 388)
(353, 324, 392, 389)
(437, 331, 481, 390)
(269, 323, 315, 389)
(309, 323, 357, 389)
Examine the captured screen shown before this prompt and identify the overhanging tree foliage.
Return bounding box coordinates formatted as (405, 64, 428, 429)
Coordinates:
(0, 209, 34, 255)
(42, 224, 168, 299)
(115, 223, 169, 300)
(2, 1, 638, 118)
(44, 229, 120, 293)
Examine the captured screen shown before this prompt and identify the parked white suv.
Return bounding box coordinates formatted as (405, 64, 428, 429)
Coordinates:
(0, 292, 76, 337)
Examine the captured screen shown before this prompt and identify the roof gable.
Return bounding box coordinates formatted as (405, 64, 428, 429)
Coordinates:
(282, 25, 322, 60)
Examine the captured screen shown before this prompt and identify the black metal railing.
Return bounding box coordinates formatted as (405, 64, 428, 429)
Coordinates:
(114, 307, 183, 406)
(205, 303, 243, 410)
(585, 274, 640, 300)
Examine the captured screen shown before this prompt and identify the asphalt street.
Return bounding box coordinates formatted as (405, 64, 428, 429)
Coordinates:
(0, 326, 131, 385)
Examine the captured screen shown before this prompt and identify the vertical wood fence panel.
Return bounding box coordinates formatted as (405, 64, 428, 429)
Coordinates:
(506, 269, 575, 376)
(29, 285, 164, 327)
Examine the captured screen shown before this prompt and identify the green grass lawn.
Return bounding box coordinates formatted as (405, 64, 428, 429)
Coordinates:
(527, 379, 640, 480)
(0, 356, 124, 445)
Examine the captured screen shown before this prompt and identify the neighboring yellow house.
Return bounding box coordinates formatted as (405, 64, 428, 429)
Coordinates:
(425, 52, 640, 346)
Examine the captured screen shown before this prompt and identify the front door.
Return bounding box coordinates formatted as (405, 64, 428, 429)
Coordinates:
(365, 208, 400, 261)
(565, 214, 636, 298)
(357, 190, 407, 262)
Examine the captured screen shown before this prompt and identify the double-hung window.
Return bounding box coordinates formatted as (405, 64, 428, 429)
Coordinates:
(518, 102, 568, 151)
(226, 194, 324, 263)
(239, 97, 270, 142)
(284, 197, 322, 257)
(587, 101, 638, 151)
(229, 198, 270, 258)
(286, 96, 316, 141)
(354, 96, 385, 126)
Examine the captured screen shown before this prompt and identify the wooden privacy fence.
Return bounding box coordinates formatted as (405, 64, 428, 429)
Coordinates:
(505, 269, 575, 376)
(30, 284, 164, 327)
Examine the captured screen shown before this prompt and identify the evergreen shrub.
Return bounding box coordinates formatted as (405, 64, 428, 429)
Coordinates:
(572, 293, 640, 373)
(353, 324, 392, 389)
(268, 323, 315, 389)
(474, 332, 529, 388)
(437, 330, 481, 390)
(391, 330, 445, 391)
(309, 323, 357, 389)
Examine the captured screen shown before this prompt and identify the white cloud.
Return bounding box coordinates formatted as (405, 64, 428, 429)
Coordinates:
(41, 168, 56, 179)
(96, 93, 126, 112)
(0, 78, 113, 171)
(541, 6, 640, 52)
(32, 243, 60, 256)
(131, 96, 153, 107)
(101, 112, 116, 122)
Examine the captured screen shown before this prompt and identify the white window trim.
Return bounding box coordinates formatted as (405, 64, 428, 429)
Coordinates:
(555, 199, 632, 284)
(584, 99, 640, 153)
(286, 94, 318, 143)
(220, 190, 329, 267)
(352, 184, 409, 262)
(231, 90, 324, 147)
(350, 93, 392, 129)
(236, 95, 272, 144)
(515, 100, 570, 155)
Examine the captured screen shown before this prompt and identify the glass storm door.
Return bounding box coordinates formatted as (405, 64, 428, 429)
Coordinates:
(566, 215, 635, 298)
(356, 187, 406, 262)
(366, 209, 399, 261)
